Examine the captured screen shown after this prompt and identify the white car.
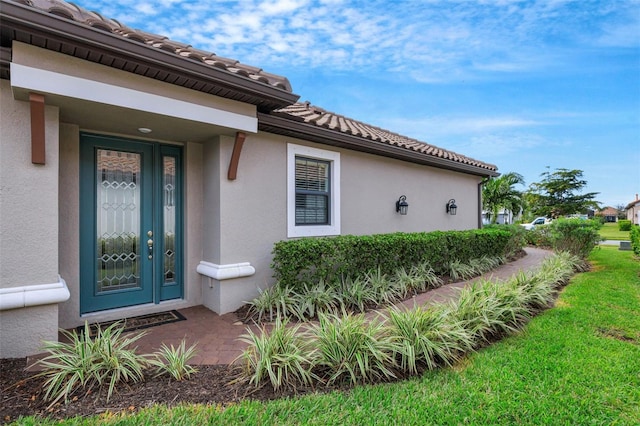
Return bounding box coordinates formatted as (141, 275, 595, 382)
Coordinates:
(521, 217, 552, 230)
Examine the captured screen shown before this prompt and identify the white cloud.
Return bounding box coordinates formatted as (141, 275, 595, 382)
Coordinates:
(72, 0, 639, 83)
(379, 115, 544, 139)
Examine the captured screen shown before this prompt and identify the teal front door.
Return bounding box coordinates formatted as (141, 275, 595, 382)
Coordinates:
(80, 134, 183, 314)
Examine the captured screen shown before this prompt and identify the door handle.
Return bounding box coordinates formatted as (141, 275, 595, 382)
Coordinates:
(147, 237, 154, 259)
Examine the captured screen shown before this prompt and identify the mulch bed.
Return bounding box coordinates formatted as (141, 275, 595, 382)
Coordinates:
(0, 359, 330, 424)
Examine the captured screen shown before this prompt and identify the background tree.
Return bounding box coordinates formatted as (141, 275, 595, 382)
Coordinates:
(526, 168, 600, 218)
(482, 172, 525, 224)
(615, 204, 627, 220)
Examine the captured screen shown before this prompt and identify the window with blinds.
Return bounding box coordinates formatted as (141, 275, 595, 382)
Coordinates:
(295, 157, 330, 225)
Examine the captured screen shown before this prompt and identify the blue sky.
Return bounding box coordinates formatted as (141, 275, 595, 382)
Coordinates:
(75, 0, 639, 208)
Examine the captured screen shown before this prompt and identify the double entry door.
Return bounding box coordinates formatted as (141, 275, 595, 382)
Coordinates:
(80, 134, 183, 314)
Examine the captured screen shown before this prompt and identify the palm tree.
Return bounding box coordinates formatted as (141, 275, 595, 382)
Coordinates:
(482, 172, 525, 224)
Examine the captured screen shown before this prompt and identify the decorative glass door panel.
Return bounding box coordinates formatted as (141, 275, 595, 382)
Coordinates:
(97, 149, 142, 293)
(80, 134, 182, 314)
(158, 147, 182, 301)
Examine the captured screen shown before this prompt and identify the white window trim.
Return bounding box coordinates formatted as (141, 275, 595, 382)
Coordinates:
(287, 143, 341, 238)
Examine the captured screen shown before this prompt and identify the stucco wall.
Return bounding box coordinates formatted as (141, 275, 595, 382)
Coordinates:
(0, 80, 60, 287)
(184, 141, 204, 304)
(57, 123, 80, 329)
(202, 131, 482, 313)
(0, 305, 58, 358)
(0, 79, 61, 357)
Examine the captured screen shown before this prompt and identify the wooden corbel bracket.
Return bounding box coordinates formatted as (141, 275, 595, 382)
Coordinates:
(29, 92, 46, 165)
(227, 131, 246, 180)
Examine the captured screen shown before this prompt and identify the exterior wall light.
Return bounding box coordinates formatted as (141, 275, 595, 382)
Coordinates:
(446, 199, 457, 215)
(396, 195, 409, 215)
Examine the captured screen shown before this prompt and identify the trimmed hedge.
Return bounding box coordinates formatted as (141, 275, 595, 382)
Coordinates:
(630, 225, 640, 255)
(483, 224, 528, 257)
(271, 229, 514, 291)
(618, 219, 632, 231)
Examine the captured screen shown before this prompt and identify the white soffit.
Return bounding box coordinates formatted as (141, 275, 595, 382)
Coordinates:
(10, 63, 257, 133)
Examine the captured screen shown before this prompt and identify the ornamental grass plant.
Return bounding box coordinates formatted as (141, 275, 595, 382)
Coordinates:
(312, 313, 397, 385)
(386, 305, 472, 373)
(245, 283, 301, 323)
(36, 322, 150, 406)
(340, 275, 377, 313)
(237, 317, 316, 391)
(408, 261, 443, 293)
(294, 279, 343, 319)
(151, 339, 199, 381)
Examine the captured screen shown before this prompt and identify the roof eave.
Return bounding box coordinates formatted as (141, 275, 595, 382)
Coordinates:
(258, 112, 499, 178)
(0, 1, 300, 111)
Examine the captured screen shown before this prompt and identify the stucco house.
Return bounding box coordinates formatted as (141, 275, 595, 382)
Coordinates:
(595, 206, 618, 223)
(626, 195, 640, 225)
(0, 0, 499, 359)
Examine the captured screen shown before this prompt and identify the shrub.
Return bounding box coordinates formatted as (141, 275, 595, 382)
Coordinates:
(36, 322, 150, 405)
(483, 224, 527, 258)
(271, 229, 512, 291)
(618, 219, 632, 231)
(312, 313, 397, 385)
(449, 255, 504, 281)
(631, 226, 640, 255)
(549, 218, 602, 259)
(237, 317, 316, 391)
(248, 256, 503, 322)
(525, 225, 554, 248)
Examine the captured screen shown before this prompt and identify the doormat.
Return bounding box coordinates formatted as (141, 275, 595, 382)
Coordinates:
(78, 310, 186, 337)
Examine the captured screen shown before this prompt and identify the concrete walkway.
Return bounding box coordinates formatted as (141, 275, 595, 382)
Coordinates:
(132, 247, 553, 365)
(600, 240, 629, 246)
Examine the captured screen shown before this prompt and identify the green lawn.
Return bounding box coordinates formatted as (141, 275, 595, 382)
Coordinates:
(599, 222, 631, 241)
(21, 247, 640, 425)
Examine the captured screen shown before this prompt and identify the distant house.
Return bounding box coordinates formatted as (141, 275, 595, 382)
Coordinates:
(626, 194, 640, 225)
(482, 209, 516, 225)
(596, 207, 618, 223)
(0, 0, 498, 358)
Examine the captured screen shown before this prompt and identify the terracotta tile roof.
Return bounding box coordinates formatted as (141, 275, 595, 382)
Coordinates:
(9, 0, 292, 92)
(596, 207, 618, 216)
(272, 102, 498, 173)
